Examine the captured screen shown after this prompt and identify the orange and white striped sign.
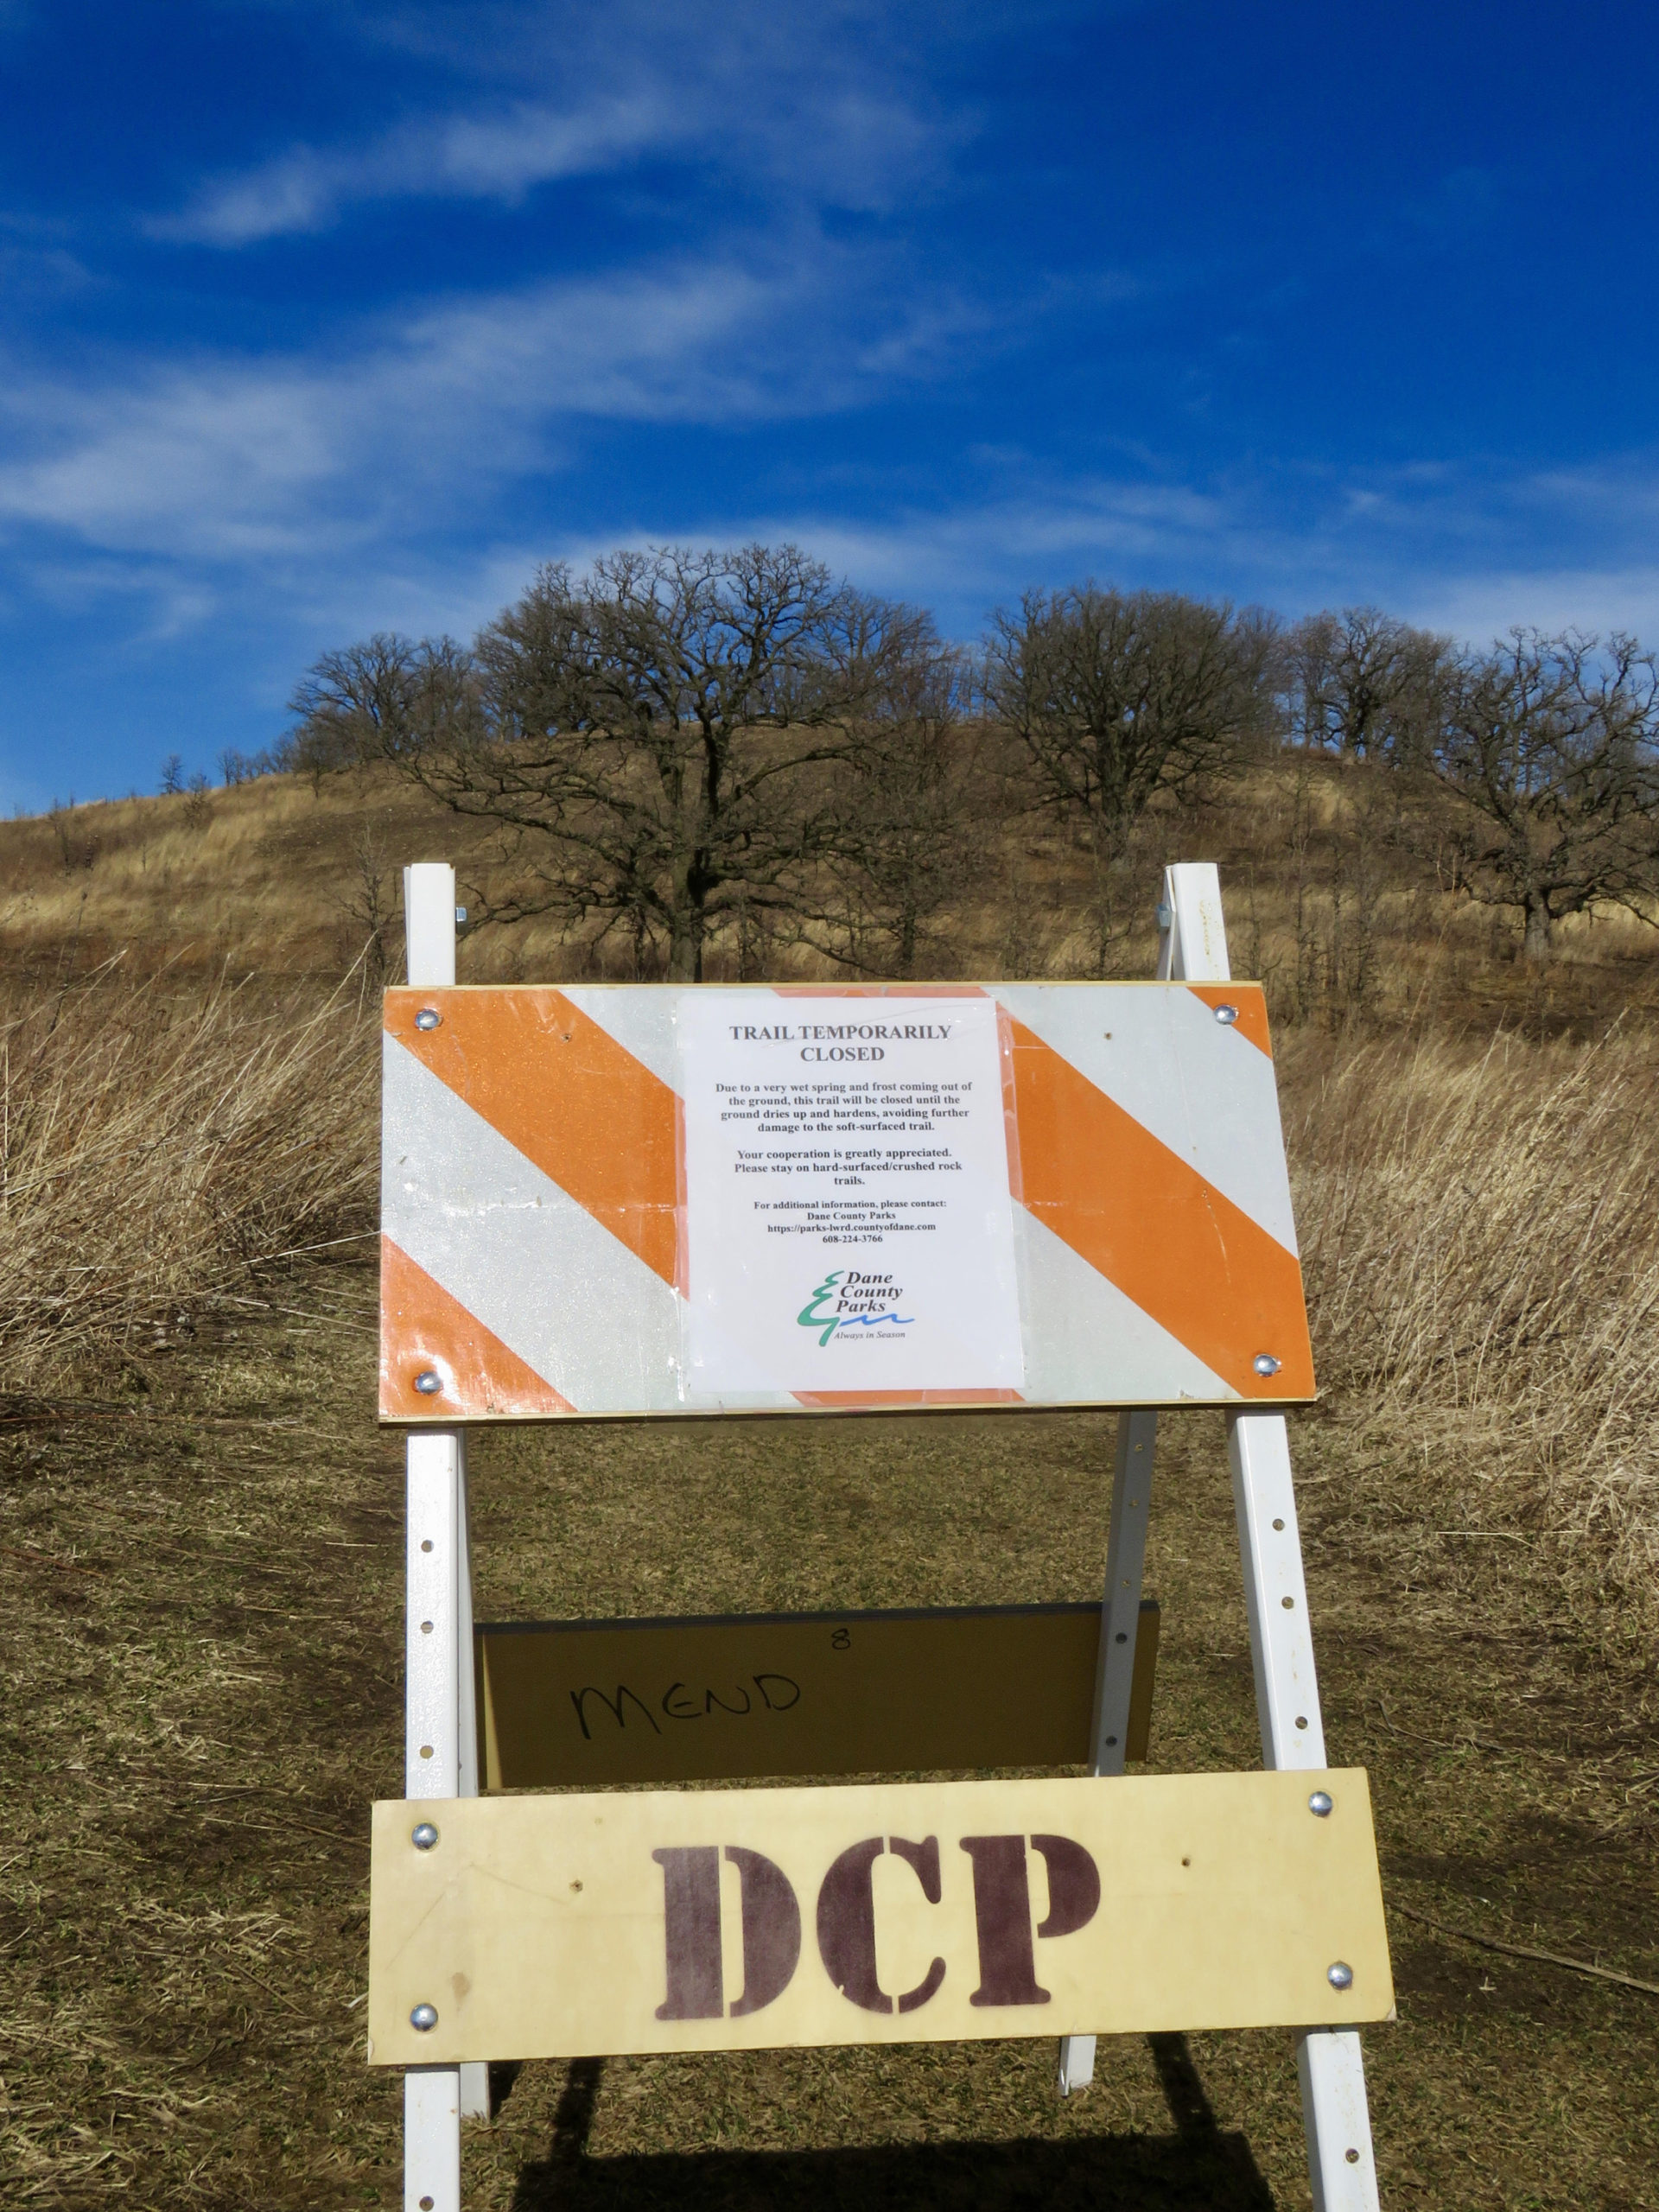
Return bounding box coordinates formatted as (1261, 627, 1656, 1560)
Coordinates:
(379, 982, 1314, 1420)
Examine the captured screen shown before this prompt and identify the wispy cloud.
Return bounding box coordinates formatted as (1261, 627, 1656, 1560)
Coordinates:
(147, 95, 689, 245)
(0, 243, 987, 568)
(1405, 569, 1659, 645)
(149, 2, 968, 245)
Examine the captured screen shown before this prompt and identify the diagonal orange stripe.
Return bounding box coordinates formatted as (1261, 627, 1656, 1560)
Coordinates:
(1007, 1019, 1314, 1400)
(1185, 983, 1273, 1058)
(385, 988, 680, 1287)
(379, 1234, 574, 1420)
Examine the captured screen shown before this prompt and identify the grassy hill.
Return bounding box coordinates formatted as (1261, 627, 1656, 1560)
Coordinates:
(8, 753, 1657, 1034)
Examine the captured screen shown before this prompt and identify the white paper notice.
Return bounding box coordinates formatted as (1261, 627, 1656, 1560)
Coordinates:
(680, 994, 1025, 1395)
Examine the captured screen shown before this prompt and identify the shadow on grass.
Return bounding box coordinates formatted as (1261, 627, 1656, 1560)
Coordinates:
(509, 2038, 1275, 2210)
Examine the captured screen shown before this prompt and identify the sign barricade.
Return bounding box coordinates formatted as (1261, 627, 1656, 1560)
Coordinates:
(378, 860, 1388, 2212)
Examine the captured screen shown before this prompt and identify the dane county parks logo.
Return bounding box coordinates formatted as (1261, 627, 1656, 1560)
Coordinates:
(797, 1270, 915, 1347)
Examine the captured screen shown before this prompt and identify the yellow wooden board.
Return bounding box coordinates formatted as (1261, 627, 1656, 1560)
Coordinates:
(479, 1602, 1160, 1789)
(367, 1769, 1390, 2064)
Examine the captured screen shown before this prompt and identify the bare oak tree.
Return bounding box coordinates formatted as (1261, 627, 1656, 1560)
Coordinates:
(791, 622, 982, 977)
(294, 546, 925, 981)
(1430, 629, 1659, 964)
(986, 585, 1274, 969)
(1281, 606, 1453, 764)
(285, 632, 474, 779)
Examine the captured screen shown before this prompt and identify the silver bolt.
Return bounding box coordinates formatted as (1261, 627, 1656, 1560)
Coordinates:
(1214, 1003, 1239, 1025)
(411, 1821, 439, 1850)
(410, 2002, 439, 2031)
(1308, 1791, 1333, 1816)
(414, 1370, 443, 1395)
(1253, 1352, 1281, 1376)
(415, 1007, 442, 1032)
(420, 1619, 434, 1634)
(1154, 902, 1173, 929)
(1326, 1961, 1354, 1990)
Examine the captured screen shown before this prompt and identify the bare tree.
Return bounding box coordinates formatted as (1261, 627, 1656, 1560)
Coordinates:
(181, 772, 213, 834)
(793, 626, 982, 976)
(49, 799, 99, 874)
(1281, 607, 1454, 765)
(338, 823, 403, 985)
(300, 546, 920, 982)
(159, 753, 185, 795)
(1430, 629, 1659, 964)
(219, 747, 266, 786)
(986, 585, 1274, 970)
(285, 633, 475, 779)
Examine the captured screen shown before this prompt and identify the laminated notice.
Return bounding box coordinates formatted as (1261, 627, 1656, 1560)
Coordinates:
(678, 994, 1024, 1395)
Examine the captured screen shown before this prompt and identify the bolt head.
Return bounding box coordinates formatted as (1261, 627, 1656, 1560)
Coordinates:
(1252, 1352, 1281, 1376)
(1308, 1790, 1333, 1816)
(410, 1821, 439, 1851)
(410, 2002, 439, 2031)
(414, 1007, 441, 1032)
(1214, 1003, 1240, 1025)
(413, 1369, 443, 1395)
(1326, 1961, 1354, 1990)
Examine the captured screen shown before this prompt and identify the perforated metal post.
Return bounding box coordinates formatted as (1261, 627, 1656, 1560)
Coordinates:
(1230, 1411, 1380, 2208)
(1170, 861, 1378, 2208)
(1057, 1404, 1158, 2094)
(1060, 863, 1381, 2206)
(401, 868, 486, 2212)
(1058, 868, 1213, 2094)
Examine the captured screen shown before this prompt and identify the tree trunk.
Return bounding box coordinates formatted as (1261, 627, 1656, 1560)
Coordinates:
(668, 926, 702, 982)
(1522, 891, 1552, 968)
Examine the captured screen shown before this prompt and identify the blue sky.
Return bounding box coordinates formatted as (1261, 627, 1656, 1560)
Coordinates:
(2, 0, 1657, 808)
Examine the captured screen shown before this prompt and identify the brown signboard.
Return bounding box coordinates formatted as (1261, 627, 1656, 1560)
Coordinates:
(478, 1601, 1160, 1790)
(367, 1769, 1390, 2064)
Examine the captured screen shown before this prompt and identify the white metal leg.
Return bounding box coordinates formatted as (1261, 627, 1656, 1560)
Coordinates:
(1058, 863, 1217, 2097)
(1059, 1406, 1158, 2094)
(404, 2066, 461, 2212)
(1230, 1409, 1379, 2208)
(1300, 2028, 1381, 2209)
(1227, 1412, 1325, 1767)
(454, 1450, 489, 2121)
(405, 1432, 464, 2206)
(1164, 862, 1378, 2196)
(402, 861, 474, 2200)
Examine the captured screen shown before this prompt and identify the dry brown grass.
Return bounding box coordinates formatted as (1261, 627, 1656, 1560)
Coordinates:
(1284, 1028, 1659, 1632)
(0, 961, 377, 1392)
(0, 910, 1653, 1630)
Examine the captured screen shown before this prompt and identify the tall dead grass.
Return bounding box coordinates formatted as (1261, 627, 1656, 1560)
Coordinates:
(0, 960, 377, 1390)
(1287, 1026, 1659, 1623)
(1, 950, 1653, 1626)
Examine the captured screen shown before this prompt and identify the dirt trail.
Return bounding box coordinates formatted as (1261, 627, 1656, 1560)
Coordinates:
(1, 1267, 1655, 2209)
